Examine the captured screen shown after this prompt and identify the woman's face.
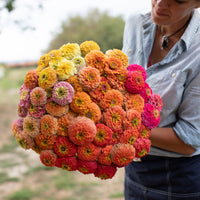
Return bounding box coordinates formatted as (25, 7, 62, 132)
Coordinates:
(151, 0, 200, 26)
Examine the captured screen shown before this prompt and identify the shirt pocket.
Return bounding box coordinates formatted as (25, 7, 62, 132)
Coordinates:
(147, 70, 187, 111)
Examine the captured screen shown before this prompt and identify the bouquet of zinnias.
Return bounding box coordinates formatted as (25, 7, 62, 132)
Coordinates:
(11, 41, 163, 179)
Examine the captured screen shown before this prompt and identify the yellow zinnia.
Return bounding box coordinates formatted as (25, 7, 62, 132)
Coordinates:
(60, 43, 81, 60)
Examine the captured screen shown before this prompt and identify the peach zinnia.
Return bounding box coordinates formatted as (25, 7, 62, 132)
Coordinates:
(23, 116, 40, 137)
(24, 70, 38, 89)
(120, 129, 139, 145)
(57, 114, 73, 136)
(40, 115, 57, 135)
(68, 117, 96, 146)
(66, 75, 83, 92)
(46, 101, 69, 117)
(30, 87, 47, 106)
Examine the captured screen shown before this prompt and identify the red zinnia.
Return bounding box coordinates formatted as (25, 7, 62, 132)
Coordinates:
(55, 156, 77, 171)
(98, 145, 113, 166)
(40, 150, 57, 167)
(133, 138, 151, 158)
(77, 160, 97, 174)
(94, 164, 117, 180)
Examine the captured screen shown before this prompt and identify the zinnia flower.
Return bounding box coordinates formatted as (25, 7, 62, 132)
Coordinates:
(80, 41, 100, 57)
(125, 71, 145, 94)
(38, 67, 57, 89)
(57, 114, 73, 136)
(23, 116, 40, 137)
(30, 87, 47, 106)
(52, 81, 74, 106)
(37, 53, 50, 72)
(133, 138, 151, 158)
(141, 103, 160, 129)
(78, 66, 101, 92)
(60, 43, 81, 60)
(120, 129, 139, 145)
(105, 49, 129, 68)
(31, 143, 42, 154)
(93, 124, 113, 147)
(77, 160, 97, 174)
(48, 49, 62, 61)
(104, 57, 123, 74)
(24, 70, 38, 89)
(45, 87, 53, 102)
(19, 84, 30, 107)
(148, 94, 163, 112)
(46, 101, 69, 117)
(54, 136, 77, 157)
(40, 115, 57, 135)
(12, 118, 24, 136)
(98, 145, 113, 166)
(15, 131, 35, 149)
(72, 56, 86, 72)
(123, 109, 142, 130)
(77, 143, 101, 161)
(94, 164, 117, 180)
(139, 82, 153, 103)
(40, 150, 57, 167)
(111, 143, 135, 167)
(103, 106, 125, 130)
(70, 92, 91, 113)
(35, 133, 57, 150)
(28, 104, 46, 118)
(17, 103, 28, 118)
(139, 124, 151, 139)
(109, 128, 123, 145)
(55, 156, 77, 171)
(66, 75, 83, 92)
(68, 116, 96, 146)
(99, 89, 123, 110)
(56, 60, 77, 81)
(49, 56, 64, 70)
(127, 64, 147, 81)
(85, 50, 107, 75)
(123, 93, 144, 113)
(79, 102, 101, 123)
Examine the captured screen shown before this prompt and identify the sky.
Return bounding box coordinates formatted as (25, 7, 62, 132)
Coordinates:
(0, 0, 151, 63)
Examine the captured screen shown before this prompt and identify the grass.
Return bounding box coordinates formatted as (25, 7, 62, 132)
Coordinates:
(0, 137, 19, 153)
(0, 172, 19, 184)
(24, 165, 54, 176)
(109, 192, 124, 198)
(5, 188, 33, 200)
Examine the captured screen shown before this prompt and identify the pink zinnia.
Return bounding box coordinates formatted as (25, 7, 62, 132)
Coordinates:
(148, 94, 163, 112)
(12, 118, 24, 136)
(17, 103, 28, 118)
(30, 87, 47, 106)
(52, 81, 74, 106)
(28, 104, 46, 118)
(127, 64, 147, 80)
(139, 82, 153, 103)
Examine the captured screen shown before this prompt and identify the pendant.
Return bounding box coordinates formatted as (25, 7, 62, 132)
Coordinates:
(161, 36, 169, 50)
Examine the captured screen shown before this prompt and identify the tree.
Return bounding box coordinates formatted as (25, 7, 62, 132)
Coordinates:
(46, 9, 125, 53)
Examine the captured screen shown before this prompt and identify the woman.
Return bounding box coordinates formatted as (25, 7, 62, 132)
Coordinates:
(122, 0, 200, 199)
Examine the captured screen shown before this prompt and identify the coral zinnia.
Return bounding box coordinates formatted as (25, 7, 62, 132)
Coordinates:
(142, 103, 160, 129)
(119, 129, 139, 145)
(78, 66, 101, 92)
(104, 57, 123, 74)
(133, 138, 151, 158)
(23, 116, 40, 137)
(55, 156, 77, 171)
(85, 50, 107, 75)
(94, 164, 117, 180)
(70, 92, 91, 113)
(66, 75, 83, 93)
(139, 82, 153, 103)
(40, 115, 57, 135)
(80, 41, 100, 57)
(15, 131, 35, 149)
(77, 160, 97, 174)
(40, 150, 57, 167)
(123, 93, 144, 113)
(103, 106, 125, 130)
(111, 143, 135, 167)
(46, 101, 69, 117)
(109, 128, 123, 145)
(54, 136, 77, 157)
(28, 104, 46, 118)
(148, 94, 163, 112)
(105, 49, 129, 68)
(98, 145, 113, 166)
(99, 89, 123, 110)
(24, 70, 38, 89)
(30, 87, 47, 106)
(57, 114, 73, 136)
(68, 116, 96, 146)
(56, 60, 77, 81)
(93, 124, 113, 147)
(125, 71, 145, 94)
(79, 102, 101, 123)
(52, 81, 74, 106)
(38, 67, 57, 89)
(127, 64, 147, 81)
(139, 124, 151, 139)
(123, 109, 142, 130)
(60, 43, 81, 60)
(77, 143, 101, 161)
(35, 133, 57, 150)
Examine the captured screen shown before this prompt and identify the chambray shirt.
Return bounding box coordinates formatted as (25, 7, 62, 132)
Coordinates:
(122, 10, 200, 157)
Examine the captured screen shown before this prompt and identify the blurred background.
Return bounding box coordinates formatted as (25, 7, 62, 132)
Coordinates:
(0, 1, 150, 200)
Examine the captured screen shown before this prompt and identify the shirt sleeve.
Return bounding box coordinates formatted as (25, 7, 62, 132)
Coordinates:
(173, 72, 200, 149)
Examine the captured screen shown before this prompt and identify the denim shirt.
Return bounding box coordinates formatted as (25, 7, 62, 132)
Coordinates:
(122, 10, 200, 157)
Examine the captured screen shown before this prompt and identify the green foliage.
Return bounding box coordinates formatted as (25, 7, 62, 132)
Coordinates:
(0, 172, 19, 184)
(46, 9, 125, 53)
(5, 188, 33, 200)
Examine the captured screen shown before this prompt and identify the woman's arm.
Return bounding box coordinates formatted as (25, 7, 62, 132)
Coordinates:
(150, 127, 195, 155)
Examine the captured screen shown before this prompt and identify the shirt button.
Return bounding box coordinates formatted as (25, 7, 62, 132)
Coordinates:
(172, 73, 176, 78)
(128, 49, 132, 53)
